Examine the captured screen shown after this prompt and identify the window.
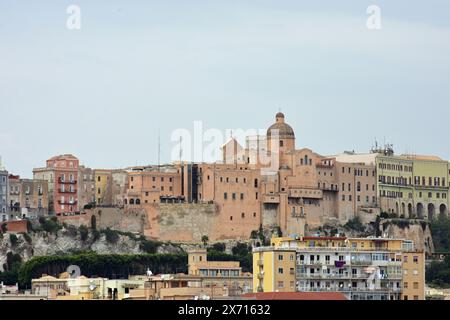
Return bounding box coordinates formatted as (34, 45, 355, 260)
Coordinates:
(241, 212, 245, 218)
(232, 193, 236, 200)
(278, 255, 283, 261)
(224, 193, 227, 200)
(404, 282, 408, 289)
(413, 282, 419, 289)
(278, 268, 283, 274)
(413, 256, 418, 263)
(279, 140, 283, 147)
(253, 212, 256, 218)
(277, 281, 284, 288)
(97, 176, 101, 182)
(240, 193, 244, 200)
(229, 216, 233, 221)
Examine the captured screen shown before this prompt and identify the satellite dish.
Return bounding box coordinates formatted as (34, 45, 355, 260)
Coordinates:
(146, 268, 153, 277)
(89, 284, 97, 291)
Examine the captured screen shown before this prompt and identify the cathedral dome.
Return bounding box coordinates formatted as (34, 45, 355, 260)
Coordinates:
(267, 112, 295, 139)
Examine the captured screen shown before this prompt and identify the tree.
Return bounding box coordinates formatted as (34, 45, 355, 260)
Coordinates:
(344, 217, 365, 232)
(430, 215, 450, 252)
(211, 242, 226, 252)
(90, 215, 97, 230)
(79, 225, 89, 241)
(201, 235, 209, 247)
(103, 228, 119, 244)
(9, 234, 18, 246)
(1, 223, 7, 233)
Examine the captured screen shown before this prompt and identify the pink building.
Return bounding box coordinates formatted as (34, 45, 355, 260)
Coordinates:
(34, 154, 79, 215)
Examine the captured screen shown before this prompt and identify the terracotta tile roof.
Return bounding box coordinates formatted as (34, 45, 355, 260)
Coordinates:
(243, 292, 348, 300)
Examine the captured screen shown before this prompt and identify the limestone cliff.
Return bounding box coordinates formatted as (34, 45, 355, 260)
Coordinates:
(0, 225, 191, 272)
(379, 219, 434, 255)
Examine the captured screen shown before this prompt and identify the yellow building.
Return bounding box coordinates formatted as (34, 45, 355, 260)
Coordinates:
(253, 236, 425, 300)
(188, 249, 253, 295)
(376, 154, 449, 219)
(94, 169, 112, 205)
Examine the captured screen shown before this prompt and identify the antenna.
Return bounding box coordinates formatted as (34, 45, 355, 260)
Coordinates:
(179, 135, 182, 164)
(158, 129, 161, 171)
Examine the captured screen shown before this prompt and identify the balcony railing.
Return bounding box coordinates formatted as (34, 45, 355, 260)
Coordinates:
(320, 186, 339, 192)
(59, 189, 77, 194)
(58, 178, 77, 184)
(58, 200, 78, 205)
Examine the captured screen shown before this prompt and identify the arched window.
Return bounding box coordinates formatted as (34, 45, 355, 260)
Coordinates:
(136, 199, 141, 205)
(129, 198, 135, 205)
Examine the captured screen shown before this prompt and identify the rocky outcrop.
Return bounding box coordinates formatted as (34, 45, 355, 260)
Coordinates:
(0, 227, 144, 272)
(379, 219, 434, 255)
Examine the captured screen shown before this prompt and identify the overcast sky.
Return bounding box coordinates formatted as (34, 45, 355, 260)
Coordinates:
(1, 0, 450, 178)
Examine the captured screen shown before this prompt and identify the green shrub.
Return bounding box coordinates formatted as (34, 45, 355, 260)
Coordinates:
(430, 215, 450, 252)
(9, 234, 18, 246)
(103, 228, 119, 244)
(211, 242, 226, 252)
(39, 217, 61, 234)
(92, 229, 101, 241)
(344, 217, 365, 232)
(232, 242, 252, 256)
(22, 233, 32, 244)
(79, 225, 89, 241)
(18, 252, 188, 288)
(140, 240, 161, 254)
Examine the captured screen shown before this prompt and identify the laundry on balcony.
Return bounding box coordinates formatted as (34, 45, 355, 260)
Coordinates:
(334, 261, 346, 268)
(364, 267, 376, 273)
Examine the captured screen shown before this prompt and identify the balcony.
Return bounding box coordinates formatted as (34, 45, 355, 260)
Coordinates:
(262, 194, 280, 204)
(59, 189, 77, 194)
(289, 188, 323, 199)
(58, 178, 77, 184)
(58, 200, 78, 205)
(320, 186, 339, 192)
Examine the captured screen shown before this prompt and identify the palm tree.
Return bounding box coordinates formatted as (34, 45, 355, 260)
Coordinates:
(201, 235, 209, 247)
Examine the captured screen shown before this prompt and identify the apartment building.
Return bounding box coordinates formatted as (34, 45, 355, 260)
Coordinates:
(78, 165, 95, 209)
(0, 169, 8, 221)
(33, 154, 79, 215)
(376, 154, 449, 219)
(253, 236, 425, 300)
(7, 174, 48, 218)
